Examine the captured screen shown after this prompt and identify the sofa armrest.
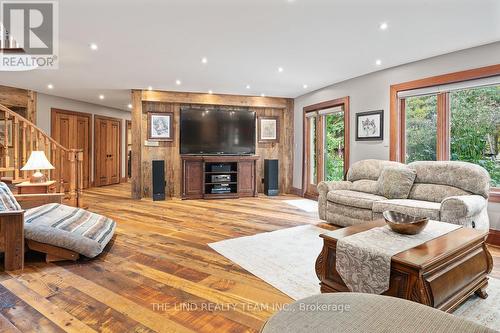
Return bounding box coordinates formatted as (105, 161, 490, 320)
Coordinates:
(441, 194, 488, 222)
(14, 193, 64, 209)
(317, 181, 352, 220)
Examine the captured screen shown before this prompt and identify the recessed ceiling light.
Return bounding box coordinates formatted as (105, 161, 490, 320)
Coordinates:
(303, 84, 308, 89)
(261, 93, 265, 97)
(127, 103, 132, 109)
(375, 59, 382, 66)
(379, 22, 388, 30)
(278, 67, 284, 73)
(89, 43, 98, 50)
(246, 84, 251, 89)
(47, 83, 54, 89)
(175, 80, 181, 85)
(99, 94, 105, 100)
(147, 86, 153, 91)
(201, 57, 208, 64)
(208, 90, 213, 94)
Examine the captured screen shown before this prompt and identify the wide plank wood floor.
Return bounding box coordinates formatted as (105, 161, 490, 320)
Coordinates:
(1, 182, 499, 332)
(0, 183, 331, 333)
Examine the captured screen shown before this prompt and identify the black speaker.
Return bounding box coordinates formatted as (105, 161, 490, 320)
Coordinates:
(152, 160, 166, 201)
(264, 159, 279, 196)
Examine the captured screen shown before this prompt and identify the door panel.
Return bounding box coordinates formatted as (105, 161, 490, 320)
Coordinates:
(94, 116, 121, 187)
(51, 109, 91, 189)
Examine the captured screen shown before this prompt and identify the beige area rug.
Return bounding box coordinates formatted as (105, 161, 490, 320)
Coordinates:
(284, 199, 318, 213)
(209, 225, 500, 331)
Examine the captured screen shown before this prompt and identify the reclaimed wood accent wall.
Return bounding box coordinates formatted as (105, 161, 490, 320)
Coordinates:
(0, 85, 37, 123)
(132, 90, 294, 199)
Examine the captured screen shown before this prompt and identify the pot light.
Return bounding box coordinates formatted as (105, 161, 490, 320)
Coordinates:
(147, 86, 153, 91)
(261, 93, 265, 97)
(47, 83, 54, 89)
(208, 90, 213, 94)
(278, 67, 284, 73)
(201, 57, 208, 64)
(303, 84, 308, 89)
(375, 59, 382, 66)
(379, 22, 388, 30)
(246, 84, 251, 89)
(89, 43, 98, 51)
(127, 104, 132, 109)
(175, 80, 181, 85)
(99, 94, 105, 100)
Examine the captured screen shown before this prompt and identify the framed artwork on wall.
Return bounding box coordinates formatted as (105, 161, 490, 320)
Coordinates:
(148, 112, 173, 141)
(258, 116, 279, 143)
(355, 110, 383, 141)
(0, 119, 13, 147)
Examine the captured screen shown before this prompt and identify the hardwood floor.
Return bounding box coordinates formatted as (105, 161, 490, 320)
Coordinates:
(0, 182, 498, 332)
(0, 183, 328, 333)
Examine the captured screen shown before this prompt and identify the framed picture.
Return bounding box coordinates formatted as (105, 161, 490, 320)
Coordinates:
(258, 116, 279, 143)
(0, 119, 13, 147)
(356, 110, 384, 141)
(148, 112, 173, 141)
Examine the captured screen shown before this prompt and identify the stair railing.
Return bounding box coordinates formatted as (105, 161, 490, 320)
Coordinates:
(0, 103, 83, 207)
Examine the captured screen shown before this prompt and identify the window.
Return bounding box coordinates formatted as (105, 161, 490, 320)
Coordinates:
(324, 112, 345, 181)
(450, 85, 500, 186)
(392, 67, 500, 193)
(405, 94, 437, 163)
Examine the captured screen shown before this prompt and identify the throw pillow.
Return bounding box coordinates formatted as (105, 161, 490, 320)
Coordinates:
(377, 166, 416, 199)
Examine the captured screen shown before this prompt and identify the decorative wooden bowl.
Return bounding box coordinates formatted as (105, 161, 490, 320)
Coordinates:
(382, 210, 429, 235)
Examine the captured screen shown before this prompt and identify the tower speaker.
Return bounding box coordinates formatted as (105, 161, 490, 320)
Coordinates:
(152, 160, 166, 201)
(264, 159, 279, 196)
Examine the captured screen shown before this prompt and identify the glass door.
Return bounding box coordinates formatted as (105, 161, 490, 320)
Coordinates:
(323, 111, 345, 181)
(303, 98, 349, 198)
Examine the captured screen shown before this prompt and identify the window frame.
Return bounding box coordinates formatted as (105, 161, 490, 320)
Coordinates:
(390, 64, 500, 201)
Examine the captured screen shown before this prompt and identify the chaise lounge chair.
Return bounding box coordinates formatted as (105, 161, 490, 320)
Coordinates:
(0, 182, 116, 270)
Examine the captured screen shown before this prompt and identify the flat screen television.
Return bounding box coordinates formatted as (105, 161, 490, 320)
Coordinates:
(180, 108, 256, 155)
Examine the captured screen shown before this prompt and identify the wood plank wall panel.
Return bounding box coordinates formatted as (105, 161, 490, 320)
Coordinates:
(137, 92, 293, 199)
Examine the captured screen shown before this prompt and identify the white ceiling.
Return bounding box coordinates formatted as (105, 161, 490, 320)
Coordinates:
(0, 0, 499, 111)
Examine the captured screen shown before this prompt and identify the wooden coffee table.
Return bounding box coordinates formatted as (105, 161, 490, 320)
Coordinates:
(315, 220, 493, 312)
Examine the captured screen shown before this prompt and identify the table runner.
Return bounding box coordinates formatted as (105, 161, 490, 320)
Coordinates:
(327, 221, 460, 294)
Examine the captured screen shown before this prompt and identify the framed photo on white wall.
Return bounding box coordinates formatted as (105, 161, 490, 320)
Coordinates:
(355, 110, 383, 141)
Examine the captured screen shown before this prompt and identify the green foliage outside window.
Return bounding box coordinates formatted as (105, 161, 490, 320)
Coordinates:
(324, 113, 344, 181)
(450, 86, 500, 187)
(405, 85, 500, 187)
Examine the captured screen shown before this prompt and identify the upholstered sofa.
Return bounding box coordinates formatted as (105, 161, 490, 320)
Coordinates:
(318, 159, 490, 230)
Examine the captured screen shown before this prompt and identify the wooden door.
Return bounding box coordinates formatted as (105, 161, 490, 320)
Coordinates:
(51, 109, 91, 189)
(182, 159, 203, 199)
(237, 160, 255, 196)
(94, 116, 121, 187)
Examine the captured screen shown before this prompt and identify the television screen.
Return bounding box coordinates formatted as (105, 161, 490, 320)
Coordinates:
(180, 108, 256, 155)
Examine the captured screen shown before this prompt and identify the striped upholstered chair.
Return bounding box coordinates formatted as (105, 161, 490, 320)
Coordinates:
(0, 182, 115, 269)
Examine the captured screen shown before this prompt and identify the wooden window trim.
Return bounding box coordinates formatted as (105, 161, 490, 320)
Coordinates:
(302, 96, 350, 197)
(390, 64, 500, 195)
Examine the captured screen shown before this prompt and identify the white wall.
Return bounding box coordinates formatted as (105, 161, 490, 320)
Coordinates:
(293, 41, 500, 229)
(37, 93, 131, 181)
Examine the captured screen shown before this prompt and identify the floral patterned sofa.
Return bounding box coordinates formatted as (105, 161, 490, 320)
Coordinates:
(318, 159, 490, 230)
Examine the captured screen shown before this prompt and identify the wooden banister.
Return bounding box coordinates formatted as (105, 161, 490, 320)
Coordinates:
(0, 103, 83, 207)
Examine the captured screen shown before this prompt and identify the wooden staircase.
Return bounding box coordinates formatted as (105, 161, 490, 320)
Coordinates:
(0, 103, 83, 207)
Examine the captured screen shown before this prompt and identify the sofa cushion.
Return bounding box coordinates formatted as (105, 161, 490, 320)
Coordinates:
(408, 183, 470, 203)
(377, 166, 416, 199)
(372, 199, 441, 220)
(327, 190, 387, 210)
(351, 179, 378, 194)
(408, 161, 490, 198)
(347, 159, 404, 182)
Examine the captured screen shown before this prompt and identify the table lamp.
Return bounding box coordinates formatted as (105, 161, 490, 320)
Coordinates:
(21, 151, 55, 183)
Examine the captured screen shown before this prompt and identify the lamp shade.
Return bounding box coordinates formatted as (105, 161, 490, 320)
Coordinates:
(21, 151, 55, 171)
